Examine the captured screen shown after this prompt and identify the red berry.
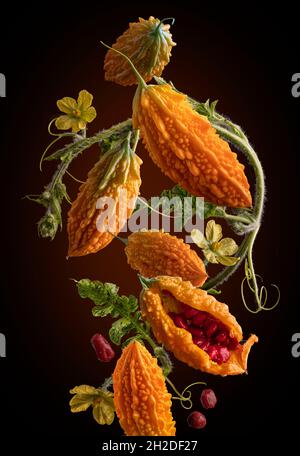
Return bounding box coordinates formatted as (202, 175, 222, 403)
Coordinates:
(173, 313, 188, 330)
(181, 303, 199, 319)
(218, 346, 230, 363)
(199, 340, 211, 351)
(187, 411, 207, 429)
(227, 337, 239, 350)
(189, 326, 205, 338)
(193, 335, 206, 346)
(207, 345, 220, 362)
(207, 345, 230, 364)
(169, 312, 176, 321)
(205, 321, 218, 337)
(215, 331, 229, 345)
(200, 389, 217, 409)
(192, 311, 207, 327)
(90, 333, 115, 362)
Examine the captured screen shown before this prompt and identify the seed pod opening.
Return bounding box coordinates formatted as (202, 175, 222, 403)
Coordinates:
(140, 276, 258, 376)
(113, 341, 176, 436)
(104, 17, 176, 86)
(125, 230, 207, 286)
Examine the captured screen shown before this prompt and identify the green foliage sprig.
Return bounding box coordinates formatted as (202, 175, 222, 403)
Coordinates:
(75, 278, 173, 375)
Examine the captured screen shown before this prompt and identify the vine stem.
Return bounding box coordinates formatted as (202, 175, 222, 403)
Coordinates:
(203, 122, 265, 298)
(43, 131, 109, 199)
(165, 378, 206, 410)
(221, 211, 253, 225)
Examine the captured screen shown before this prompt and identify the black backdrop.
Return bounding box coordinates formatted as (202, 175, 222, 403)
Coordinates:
(1, 2, 299, 446)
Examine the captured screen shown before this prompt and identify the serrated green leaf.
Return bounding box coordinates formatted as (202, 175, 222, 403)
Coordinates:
(109, 318, 135, 345)
(92, 303, 116, 317)
(116, 295, 138, 313)
(204, 202, 225, 218)
(77, 279, 119, 305)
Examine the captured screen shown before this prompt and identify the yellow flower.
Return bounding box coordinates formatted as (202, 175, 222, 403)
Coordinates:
(191, 220, 240, 266)
(69, 384, 115, 425)
(55, 90, 97, 133)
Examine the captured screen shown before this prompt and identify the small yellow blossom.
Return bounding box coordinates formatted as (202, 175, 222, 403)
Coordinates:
(55, 89, 97, 133)
(69, 384, 114, 425)
(191, 220, 240, 266)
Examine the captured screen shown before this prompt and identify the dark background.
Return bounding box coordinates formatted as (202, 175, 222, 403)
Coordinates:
(1, 2, 299, 445)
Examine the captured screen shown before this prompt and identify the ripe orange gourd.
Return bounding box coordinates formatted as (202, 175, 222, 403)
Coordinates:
(104, 16, 176, 86)
(125, 230, 207, 286)
(67, 136, 142, 257)
(133, 82, 252, 208)
(113, 341, 176, 436)
(140, 276, 258, 376)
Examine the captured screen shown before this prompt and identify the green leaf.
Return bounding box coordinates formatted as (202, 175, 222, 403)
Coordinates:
(77, 279, 119, 305)
(115, 294, 138, 313)
(75, 279, 154, 356)
(141, 184, 226, 221)
(205, 288, 222, 295)
(109, 318, 135, 345)
(92, 303, 115, 317)
(203, 202, 225, 218)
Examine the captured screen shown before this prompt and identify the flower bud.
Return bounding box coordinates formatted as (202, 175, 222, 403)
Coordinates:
(38, 213, 58, 239)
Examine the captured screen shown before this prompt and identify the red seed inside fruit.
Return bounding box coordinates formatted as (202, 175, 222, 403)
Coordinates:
(207, 345, 220, 363)
(207, 345, 230, 364)
(215, 331, 228, 345)
(205, 320, 218, 337)
(227, 337, 239, 350)
(170, 305, 238, 365)
(218, 346, 230, 363)
(187, 411, 207, 429)
(199, 340, 211, 352)
(189, 326, 205, 338)
(181, 303, 199, 319)
(192, 312, 208, 326)
(170, 313, 189, 330)
(193, 336, 206, 347)
(200, 389, 217, 409)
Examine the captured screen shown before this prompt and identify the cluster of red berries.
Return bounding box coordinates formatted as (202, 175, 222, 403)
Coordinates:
(169, 304, 239, 364)
(187, 389, 217, 430)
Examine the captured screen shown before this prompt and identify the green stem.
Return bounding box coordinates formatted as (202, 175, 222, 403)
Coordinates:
(213, 124, 265, 222)
(165, 377, 185, 398)
(165, 378, 206, 410)
(46, 119, 132, 161)
(245, 227, 260, 305)
(202, 121, 265, 292)
(154, 17, 175, 33)
(116, 304, 172, 374)
(221, 211, 253, 225)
